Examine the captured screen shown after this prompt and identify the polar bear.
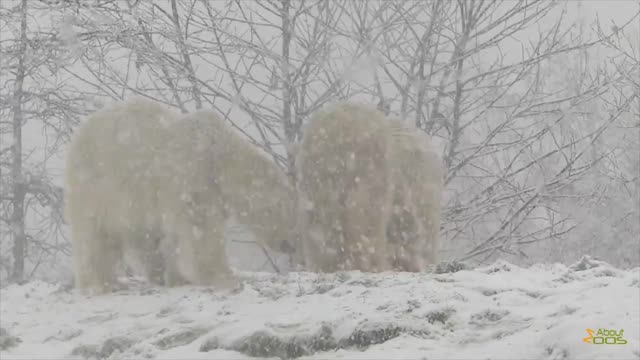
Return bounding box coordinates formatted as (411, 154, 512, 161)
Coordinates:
(65, 97, 295, 293)
(386, 121, 443, 272)
(294, 103, 443, 272)
(294, 103, 394, 272)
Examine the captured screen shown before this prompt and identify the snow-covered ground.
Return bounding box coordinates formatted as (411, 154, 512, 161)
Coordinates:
(1, 257, 638, 360)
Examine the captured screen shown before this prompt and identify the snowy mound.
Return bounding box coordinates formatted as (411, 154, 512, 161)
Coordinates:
(1, 257, 638, 360)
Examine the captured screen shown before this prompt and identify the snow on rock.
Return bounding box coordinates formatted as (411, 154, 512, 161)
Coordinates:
(1, 257, 638, 359)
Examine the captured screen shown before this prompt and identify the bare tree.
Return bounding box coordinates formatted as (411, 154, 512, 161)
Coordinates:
(0, 0, 85, 282)
(59, 0, 352, 176)
(338, 0, 638, 265)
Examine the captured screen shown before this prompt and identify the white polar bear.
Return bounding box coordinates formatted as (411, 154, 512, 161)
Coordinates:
(65, 97, 295, 293)
(386, 121, 443, 271)
(294, 103, 443, 272)
(294, 103, 394, 272)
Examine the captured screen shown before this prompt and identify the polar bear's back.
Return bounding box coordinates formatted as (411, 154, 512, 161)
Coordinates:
(67, 97, 177, 182)
(388, 121, 443, 188)
(65, 97, 179, 227)
(178, 110, 296, 251)
(297, 103, 393, 206)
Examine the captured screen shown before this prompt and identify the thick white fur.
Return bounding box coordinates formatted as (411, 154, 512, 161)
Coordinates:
(295, 103, 393, 272)
(386, 121, 443, 271)
(65, 97, 294, 293)
(294, 103, 443, 272)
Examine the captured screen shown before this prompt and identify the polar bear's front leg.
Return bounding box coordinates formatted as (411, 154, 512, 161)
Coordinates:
(71, 217, 121, 294)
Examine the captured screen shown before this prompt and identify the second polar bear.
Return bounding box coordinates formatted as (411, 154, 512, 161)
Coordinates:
(295, 103, 443, 272)
(386, 121, 443, 272)
(295, 103, 393, 272)
(65, 97, 295, 293)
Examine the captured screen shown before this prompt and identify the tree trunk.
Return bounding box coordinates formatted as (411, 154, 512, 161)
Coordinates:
(10, 0, 28, 283)
(281, 0, 296, 182)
